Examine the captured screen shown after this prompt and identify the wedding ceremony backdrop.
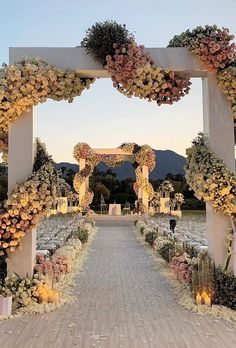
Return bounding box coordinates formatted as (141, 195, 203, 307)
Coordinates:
(0, 22, 235, 281)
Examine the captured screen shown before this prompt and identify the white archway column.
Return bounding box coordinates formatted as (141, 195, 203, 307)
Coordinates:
(142, 165, 149, 210)
(7, 109, 36, 278)
(202, 73, 235, 271)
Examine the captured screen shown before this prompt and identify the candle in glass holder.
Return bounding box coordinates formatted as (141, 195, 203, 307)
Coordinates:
(196, 292, 202, 305)
(204, 294, 211, 307)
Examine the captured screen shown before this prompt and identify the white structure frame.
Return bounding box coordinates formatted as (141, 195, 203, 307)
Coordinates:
(7, 47, 235, 277)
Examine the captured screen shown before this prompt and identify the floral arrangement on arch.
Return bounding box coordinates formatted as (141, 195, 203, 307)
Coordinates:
(185, 133, 236, 217)
(0, 58, 94, 154)
(73, 142, 156, 212)
(82, 21, 191, 106)
(0, 139, 69, 257)
(168, 25, 236, 119)
(82, 21, 236, 120)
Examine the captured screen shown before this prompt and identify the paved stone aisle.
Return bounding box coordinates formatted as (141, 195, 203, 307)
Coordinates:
(0, 221, 236, 348)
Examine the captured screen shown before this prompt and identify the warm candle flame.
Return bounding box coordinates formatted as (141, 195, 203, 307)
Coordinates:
(195, 290, 212, 307)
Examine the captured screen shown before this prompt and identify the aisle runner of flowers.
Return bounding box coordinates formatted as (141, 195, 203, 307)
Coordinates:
(0, 218, 96, 319)
(135, 219, 236, 320)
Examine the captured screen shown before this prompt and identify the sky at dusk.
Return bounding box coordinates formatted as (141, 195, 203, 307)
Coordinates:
(1, 0, 236, 163)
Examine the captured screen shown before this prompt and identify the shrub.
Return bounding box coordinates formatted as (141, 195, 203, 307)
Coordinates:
(213, 267, 236, 310)
(81, 20, 134, 64)
(75, 228, 89, 244)
(84, 218, 95, 228)
(158, 242, 174, 263)
(145, 231, 158, 245)
(136, 220, 147, 234)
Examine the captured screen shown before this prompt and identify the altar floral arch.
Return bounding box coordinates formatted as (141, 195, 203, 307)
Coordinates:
(0, 21, 235, 277)
(72, 142, 155, 213)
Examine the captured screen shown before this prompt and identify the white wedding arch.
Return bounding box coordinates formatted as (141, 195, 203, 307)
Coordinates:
(6, 46, 235, 277)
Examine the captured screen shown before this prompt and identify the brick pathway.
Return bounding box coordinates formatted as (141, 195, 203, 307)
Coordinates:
(0, 221, 236, 348)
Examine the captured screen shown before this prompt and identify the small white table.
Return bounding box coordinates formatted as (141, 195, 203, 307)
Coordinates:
(109, 204, 121, 216)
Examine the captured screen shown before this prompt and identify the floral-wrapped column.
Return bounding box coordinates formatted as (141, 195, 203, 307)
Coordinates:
(142, 165, 149, 211)
(7, 108, 36, 278)
(79, 158, 87, 207)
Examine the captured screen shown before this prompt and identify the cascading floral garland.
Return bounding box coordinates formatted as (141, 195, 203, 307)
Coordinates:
(82, 21, 191, 106)
(73, 142, 155, 211)
(0, 57, 94, 153)
(0, 162, 59, 256)
(0, 139, 78, 257)
(168, 25, 236, 118)
(81, 21, 236, 120)
(185, 133, 236, 217)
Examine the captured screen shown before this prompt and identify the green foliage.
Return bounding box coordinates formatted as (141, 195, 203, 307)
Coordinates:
(33, 138, 54, 172)
(140, 227, 145, 234)
(158, 243, 174, 263)
(168, 25, 219, 48)
(93, 182, 110, 204)
(213, 267, 236, 310)
(145, 231, 158, 245)
(74, 228, 89, 244)
(0, 175, 7, 202)
(81, 20, 134, 65)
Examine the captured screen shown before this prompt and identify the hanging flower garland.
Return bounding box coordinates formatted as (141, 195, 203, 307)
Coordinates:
(105, 43, 191, 105)
(0, 57, 95, 155)
(168, 25, 235, 71)
(0, 162, 59, 256)
(168, 25, 236, 118)
(73, 142, 156, 211)
(0, 139, 78, 256)
(81, 21, 191, 106)
(217, 64, 236, 119)
(82, 21, 236, 120)
(185, 133, 236, 216)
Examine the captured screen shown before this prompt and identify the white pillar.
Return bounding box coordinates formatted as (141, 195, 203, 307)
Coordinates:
(142, 165, 149, 210)
(7, 109, 36, 278)
(79, 158, 86, 206)
(202, 73, 235, 271)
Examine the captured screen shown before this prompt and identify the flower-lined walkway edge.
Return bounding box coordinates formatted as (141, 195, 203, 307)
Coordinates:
(185, 133, 236, 229)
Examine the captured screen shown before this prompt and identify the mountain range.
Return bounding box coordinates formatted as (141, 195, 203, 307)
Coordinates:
(57, 149, 186, 180)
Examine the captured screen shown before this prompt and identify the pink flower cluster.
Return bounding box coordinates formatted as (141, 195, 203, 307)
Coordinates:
(105, 43, 191, 105)
(105, 43, 153, 84)
(35, 253, 70, 283)
(136, 148, 156, 171)
(192, 29, 235, 71)
(171, 255, 192, 285)
(73, 143, 91, 160)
